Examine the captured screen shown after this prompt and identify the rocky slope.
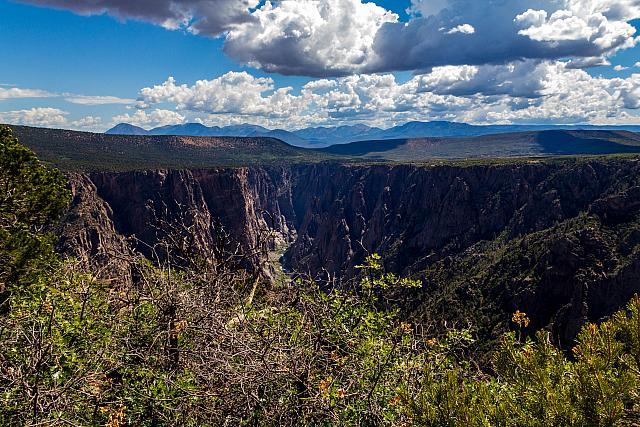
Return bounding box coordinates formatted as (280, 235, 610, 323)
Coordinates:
(62, 168, 298, 281)
(59, 157, 640, 346)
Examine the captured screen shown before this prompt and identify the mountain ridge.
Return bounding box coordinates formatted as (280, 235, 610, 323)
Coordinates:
(9, 125, 334, 171)
(320, 130, 640, 160)
(106, 120, 640, 148)
(10, 125, 640, 171)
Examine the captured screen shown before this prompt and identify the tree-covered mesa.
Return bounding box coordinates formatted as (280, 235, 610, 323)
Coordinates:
(1, 124, 640, 425)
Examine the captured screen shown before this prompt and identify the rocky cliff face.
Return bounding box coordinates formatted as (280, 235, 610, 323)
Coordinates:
(60, 158, 640, 346)
(63, 168, 298, 280)
(285, 160, 640, 280)
(58, 173, 134, 284)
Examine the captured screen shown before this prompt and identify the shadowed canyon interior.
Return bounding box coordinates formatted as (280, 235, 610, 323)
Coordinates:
(61, 158, 640, 348)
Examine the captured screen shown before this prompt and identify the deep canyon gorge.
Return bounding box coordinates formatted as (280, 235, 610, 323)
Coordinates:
(59, 158, 640, 348)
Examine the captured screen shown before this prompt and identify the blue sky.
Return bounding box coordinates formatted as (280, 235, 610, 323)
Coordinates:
(1, 0, 639, 130)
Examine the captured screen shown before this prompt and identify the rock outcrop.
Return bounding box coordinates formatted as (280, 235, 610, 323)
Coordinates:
(62, 168, 298, 280)
(58, 173, 134, 284)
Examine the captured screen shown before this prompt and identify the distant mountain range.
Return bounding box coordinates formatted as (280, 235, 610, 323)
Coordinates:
(107, 121, 640, 148)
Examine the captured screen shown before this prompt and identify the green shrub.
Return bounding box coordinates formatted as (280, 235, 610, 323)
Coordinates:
(0, 125, 70, 292)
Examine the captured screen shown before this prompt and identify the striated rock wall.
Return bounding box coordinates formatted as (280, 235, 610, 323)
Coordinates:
(61, 158, 640, 283)
(59, 158, 640, 345)
(58, 173, 134, 284)
(63, 168, 299, 280)
(285, 159, 640, 280)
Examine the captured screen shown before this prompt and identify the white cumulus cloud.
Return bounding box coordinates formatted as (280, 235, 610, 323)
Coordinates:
(224, 0, 398, 76)
(446, 24, 475, 34)
(70, 116, 103, 130)
(137, 72, 308, 120)
(0, 107, 68, 127)
(372, 0, 639, 74)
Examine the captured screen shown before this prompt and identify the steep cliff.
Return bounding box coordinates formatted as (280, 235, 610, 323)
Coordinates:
(62, 168, 298, 280)
(284, 159, 640, 347)
(59, 157, 640, 346)
(58, 174, 134, 284)
(285, 159, 640, 279)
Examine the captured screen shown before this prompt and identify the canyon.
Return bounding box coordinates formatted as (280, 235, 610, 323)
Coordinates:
(59, 157, 640, 348)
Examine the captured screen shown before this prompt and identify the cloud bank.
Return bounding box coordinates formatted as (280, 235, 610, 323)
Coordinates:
(130, 61, 640, 128)
(3, 61, 639, 130)
(8, 0, 640, 130)
(369, 0, 638, 74)
(20, 0, 640, 76)
(0, 107, 103, 130)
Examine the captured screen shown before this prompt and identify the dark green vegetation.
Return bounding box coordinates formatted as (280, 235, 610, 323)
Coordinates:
(322, 130, 640, 161)
(406, 201, 640, 353)
(8, 125, 640, 172)
(3, 125, 640, 425)
(8, 125, 335, 171)
(0, 126, 70, 302)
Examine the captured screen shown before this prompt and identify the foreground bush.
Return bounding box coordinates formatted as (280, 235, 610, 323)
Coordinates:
(3, 251, 640, 426)
(0, 126, 69, 300)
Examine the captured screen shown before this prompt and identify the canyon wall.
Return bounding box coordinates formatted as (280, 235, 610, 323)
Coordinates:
(286, 160, 640, 278)
(62, 168, 298, 281)
(60, 158, 640, 346)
